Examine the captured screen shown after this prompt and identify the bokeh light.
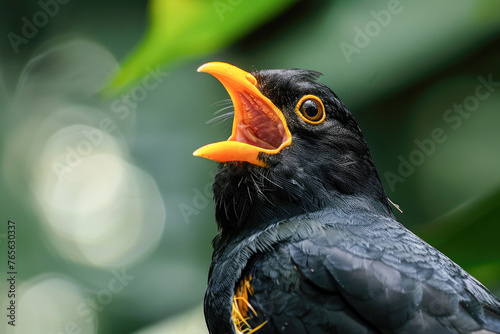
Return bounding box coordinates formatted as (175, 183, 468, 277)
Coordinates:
(1, 1, 499, 333)
(1, 274, 97, 334)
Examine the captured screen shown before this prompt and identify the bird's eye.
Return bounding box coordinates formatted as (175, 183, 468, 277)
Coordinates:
(295, 95, 325, 124)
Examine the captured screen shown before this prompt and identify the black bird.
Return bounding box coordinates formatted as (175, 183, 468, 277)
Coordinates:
(193, 62, 500, 334)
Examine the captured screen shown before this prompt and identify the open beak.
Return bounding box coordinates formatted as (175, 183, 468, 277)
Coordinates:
(193, 62, 292, 167)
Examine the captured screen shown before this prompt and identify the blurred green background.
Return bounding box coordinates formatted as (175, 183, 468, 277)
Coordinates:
(1, 0, 500, 333)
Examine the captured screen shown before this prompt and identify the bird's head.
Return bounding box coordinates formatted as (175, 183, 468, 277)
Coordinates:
(194, 62, 392, 238)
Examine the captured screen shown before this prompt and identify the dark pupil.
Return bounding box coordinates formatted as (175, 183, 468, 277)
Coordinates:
(301, 100, 319, 119)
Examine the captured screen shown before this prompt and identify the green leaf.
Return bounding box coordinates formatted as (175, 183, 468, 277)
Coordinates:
(103, 0, 298, 96)
(414, 188, 500, 286)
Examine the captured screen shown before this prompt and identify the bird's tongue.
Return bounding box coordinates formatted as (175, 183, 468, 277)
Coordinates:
(232, 92, 286, 150)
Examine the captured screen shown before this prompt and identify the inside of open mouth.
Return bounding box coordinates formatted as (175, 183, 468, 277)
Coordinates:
(232, 92, 287, 150)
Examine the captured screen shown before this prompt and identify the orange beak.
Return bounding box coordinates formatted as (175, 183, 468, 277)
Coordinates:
(193, 62, 292, 167)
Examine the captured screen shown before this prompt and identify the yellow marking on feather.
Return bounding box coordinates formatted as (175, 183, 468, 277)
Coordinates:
(232, 276, 268, 333)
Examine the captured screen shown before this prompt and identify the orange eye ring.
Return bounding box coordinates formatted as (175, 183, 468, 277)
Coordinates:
(295, 95, 325, 124)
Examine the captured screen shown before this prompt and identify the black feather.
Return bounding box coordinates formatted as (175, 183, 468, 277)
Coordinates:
(202, 67, 500, 334)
